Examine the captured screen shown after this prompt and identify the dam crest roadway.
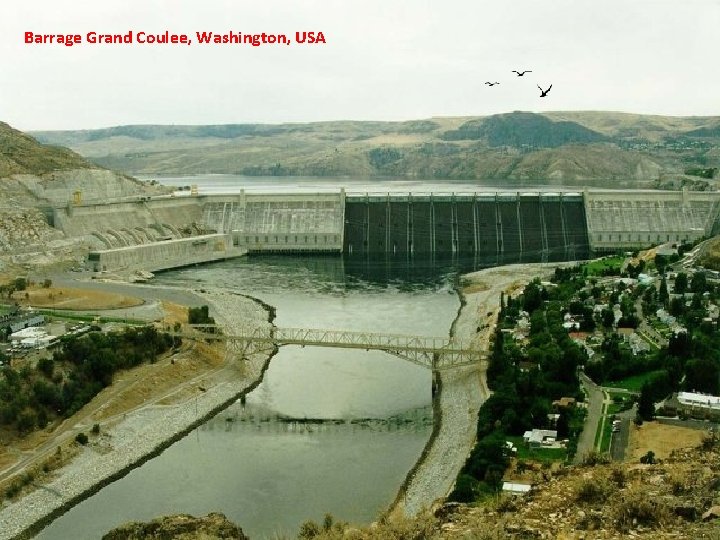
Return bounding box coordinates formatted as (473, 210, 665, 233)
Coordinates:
(175, 324, 487, 371)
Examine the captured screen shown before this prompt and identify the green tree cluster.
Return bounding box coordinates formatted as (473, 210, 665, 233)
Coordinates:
(0, 327, 176, 435)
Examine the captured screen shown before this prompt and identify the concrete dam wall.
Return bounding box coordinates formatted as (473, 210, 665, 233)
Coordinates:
(48, 188, 720, 271)
(343, 193, 589, 258)
(584, 189, 720, 252)
(201, 192, 345, 252)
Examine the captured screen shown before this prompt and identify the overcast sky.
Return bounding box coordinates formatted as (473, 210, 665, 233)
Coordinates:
(2, 0, 719, 131)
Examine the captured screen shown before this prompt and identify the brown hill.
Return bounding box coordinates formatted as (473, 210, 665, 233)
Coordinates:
(31, 112, 719, 186)
(0, 121, 92, 178)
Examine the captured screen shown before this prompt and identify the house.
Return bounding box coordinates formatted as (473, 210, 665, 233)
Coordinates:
(8, 314, 45, 334)
(676, 391, 720, 420)
(518, 361, 537, 372)
(656, 309, 676, 325)
(523, 429, 558, 448)
(552, 397, 576, 410)
(502, 482, 532, 495)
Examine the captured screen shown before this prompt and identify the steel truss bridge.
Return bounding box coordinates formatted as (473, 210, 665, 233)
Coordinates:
(178, 324, 486, 371)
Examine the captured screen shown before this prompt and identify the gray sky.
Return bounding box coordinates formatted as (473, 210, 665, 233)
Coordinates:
(2, 0, 719, 131)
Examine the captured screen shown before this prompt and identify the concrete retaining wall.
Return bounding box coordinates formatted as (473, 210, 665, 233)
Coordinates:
(87, 234, 242, 273)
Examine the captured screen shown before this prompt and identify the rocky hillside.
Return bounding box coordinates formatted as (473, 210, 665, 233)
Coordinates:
(31, 112, 720, 186)
(0, 121, 169, 271)
(0, 121, 93, 178)
(102, 513, 247, 540)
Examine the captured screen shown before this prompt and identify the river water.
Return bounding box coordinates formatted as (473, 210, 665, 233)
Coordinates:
(36, 255, 462, 539)
(36, 173, 567, 538)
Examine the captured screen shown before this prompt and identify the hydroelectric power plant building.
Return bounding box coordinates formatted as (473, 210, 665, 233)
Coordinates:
(56, 188, 720, 273)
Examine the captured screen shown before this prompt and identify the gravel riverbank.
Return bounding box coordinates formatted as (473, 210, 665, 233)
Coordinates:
(397, 263, 566, 516)
(0, 287, 273, 540)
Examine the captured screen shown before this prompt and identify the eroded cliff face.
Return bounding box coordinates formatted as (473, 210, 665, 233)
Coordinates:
(10, 169, 156, 207)
(102, 513, 248, 540)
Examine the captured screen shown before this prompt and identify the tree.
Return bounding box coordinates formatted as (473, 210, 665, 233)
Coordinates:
(448, 474, 479, 502)
(580, 306, 596, 331)
(638, 383, 655, 421)
(669, 297, 684, 317)
(674, 272, 688, 294)
(42, 278, 52, 289)
(37, 357, 54, 378)
(691, 272, 707, 294)
(556, 410, 570, 438)
(601, 308, 615, 328)
(684, 358, 720, 395)
(13, 277, 27, 291)
(659, 277, 669, 305)
(523, 279, 543, 313)
(75, 432, 88, 445)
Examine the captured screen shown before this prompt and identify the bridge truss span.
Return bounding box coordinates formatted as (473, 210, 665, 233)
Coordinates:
(183, 324, 486, 370)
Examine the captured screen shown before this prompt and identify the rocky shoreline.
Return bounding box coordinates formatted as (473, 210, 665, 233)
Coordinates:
(0, 288, 275, 540)
(0, 262, 568, 539)
(395, 263, 565, 516)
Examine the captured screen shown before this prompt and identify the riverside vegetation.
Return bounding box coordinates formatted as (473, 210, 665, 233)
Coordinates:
(0, 327, 176, 461)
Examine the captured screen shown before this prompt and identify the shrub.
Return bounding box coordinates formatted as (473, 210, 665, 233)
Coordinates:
(91, 423, 100, 435)
(448, 474, 479, 503)
(613, 487, 672, 530)
(576, 477, 615, 504)
(581, 451, 611, 467)
(702, 429, 720, 451)
(610, 466, 626, 488)
(640, 450, 655, 464)
(75, 432, 88, 445)
(37, 357, 54, 378)
(298, 520, 321, 539)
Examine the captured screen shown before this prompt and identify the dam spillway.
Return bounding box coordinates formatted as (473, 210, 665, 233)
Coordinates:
(342, 193, 589, 258)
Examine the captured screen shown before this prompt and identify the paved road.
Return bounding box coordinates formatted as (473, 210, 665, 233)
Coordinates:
(635, 298, 667, 348)
(48, 274, 209, 308)
(574, 372, 604, 464)
(610, 405, 636, 461)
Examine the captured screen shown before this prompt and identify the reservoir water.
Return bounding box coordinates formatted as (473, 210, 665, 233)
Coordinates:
(36, 256, 462, 539)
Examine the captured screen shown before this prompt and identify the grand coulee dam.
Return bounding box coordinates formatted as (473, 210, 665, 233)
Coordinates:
(42, 187, 720, 273)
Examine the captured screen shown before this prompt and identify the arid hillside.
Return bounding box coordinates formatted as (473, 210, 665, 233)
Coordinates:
(32, 112, 720, 186)
(0, 122, 93, 178)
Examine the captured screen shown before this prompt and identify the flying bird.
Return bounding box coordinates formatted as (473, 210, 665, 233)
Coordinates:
(485, 81, 500, 86)
(512, 70, 532, 76)
(537, 84, 552, 97)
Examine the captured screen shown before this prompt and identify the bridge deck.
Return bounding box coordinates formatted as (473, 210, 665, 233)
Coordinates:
(181, 324, 486, 370)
